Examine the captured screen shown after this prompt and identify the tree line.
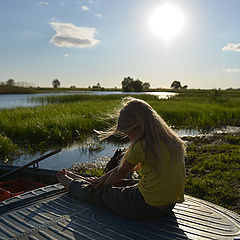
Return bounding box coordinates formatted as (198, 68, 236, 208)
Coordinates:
(121, 77, 150, 92)
(1, 78, 188, 91)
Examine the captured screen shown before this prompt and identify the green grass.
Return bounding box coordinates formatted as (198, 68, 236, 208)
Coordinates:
(30, 89, 240, 130)
(0, 97, 121, 154)
(30, 93, 128, 104)
(151, 89, 240, 130)
(184, 135, 240, 214)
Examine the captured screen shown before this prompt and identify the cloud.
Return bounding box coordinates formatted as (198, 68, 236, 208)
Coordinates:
(39, 1, 49, 5)
(82, 5, 89, 11)
(95, 14, 102, 18)
(64, 54, 69, 57)
(222, 43, 240, 52)
(49, 22, 100, 48)
(222, 68, 240, 72)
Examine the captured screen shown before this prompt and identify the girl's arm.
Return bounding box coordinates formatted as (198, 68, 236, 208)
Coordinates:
(89, 167, 116, 188)
(104, 160, 136, 185)
(90, 161, 138, 188)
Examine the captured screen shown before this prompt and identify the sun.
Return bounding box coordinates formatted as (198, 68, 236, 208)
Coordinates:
(149, 3, 185, 41)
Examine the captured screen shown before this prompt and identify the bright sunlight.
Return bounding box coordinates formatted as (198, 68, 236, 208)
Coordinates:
(149, 3, 185, 41)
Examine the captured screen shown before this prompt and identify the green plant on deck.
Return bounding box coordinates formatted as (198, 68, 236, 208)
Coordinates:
(69, 162, 106, 177)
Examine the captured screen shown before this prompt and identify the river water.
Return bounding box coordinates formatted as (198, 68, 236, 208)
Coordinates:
(0, 91, 176, 109)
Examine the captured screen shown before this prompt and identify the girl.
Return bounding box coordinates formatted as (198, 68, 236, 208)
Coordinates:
(56, 97, 186, 220)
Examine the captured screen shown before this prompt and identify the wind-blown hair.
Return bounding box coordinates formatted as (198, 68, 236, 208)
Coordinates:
(96, 97, 186, 175)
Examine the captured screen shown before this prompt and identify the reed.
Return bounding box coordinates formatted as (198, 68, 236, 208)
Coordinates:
(0, 99, 119, 151)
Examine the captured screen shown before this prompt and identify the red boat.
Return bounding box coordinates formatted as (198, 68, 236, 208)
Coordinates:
(0, 149, 60, 201)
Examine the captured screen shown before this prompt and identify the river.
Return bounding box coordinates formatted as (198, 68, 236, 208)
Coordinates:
(0, 91, 176, 109)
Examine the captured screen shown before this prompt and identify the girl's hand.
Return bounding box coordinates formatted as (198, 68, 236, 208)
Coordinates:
(89, 176, 106, 189)
(86, 176, 97, 181)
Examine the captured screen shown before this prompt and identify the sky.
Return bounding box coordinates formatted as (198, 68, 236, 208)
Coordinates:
(0, 0, 240, 89)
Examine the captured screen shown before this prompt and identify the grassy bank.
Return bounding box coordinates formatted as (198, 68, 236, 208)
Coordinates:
(30, 89, 240, 130)
(0, 96, 122, 162)
(1, 91, 240, 161)
(184, 134, 240, 214)
(0, 85, 38, 94)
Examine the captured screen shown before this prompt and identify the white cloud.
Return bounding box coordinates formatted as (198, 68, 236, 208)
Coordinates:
(49, 22, 100, 48)
(64, 54, 69, 57)
(222, 43, 240, 52)
(222, 68, 240, 72)
(82, 5, 89, 11)
(39, 1, 49, 5)
(95, 14, 102, 18)
(88, 0, 98, 4)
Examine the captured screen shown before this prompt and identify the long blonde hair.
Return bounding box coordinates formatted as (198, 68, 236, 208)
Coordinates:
(96, 97, 186, 175)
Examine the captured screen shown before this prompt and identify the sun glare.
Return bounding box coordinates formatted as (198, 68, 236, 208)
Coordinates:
(149, 3, 185, 41)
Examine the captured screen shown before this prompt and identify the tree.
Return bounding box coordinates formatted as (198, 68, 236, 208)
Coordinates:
(143, 82, 150, 90)
(52, 79, 60, 88)
(133, 79, 143, 92)
(122, 76, 134, 92)
(6, 79, 15, 86)
(122, 77, 148, 92)
(92, 83, 101, 89)
(170, 80, 181, 89)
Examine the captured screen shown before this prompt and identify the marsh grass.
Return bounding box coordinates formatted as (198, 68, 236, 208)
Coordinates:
(29, 94, 126, 104)
(0, 99, 119, 153)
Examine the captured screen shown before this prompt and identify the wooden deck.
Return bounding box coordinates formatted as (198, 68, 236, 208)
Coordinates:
(0, 183, 239, 239)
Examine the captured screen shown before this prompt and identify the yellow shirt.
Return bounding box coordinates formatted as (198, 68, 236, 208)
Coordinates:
(125, 140, 185, 206)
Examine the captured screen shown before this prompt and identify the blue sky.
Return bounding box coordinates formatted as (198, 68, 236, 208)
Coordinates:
(0, 0, 240, 89)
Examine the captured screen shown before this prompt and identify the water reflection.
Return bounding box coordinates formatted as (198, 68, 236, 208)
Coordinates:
(12, 129, 199, 170)
(14, 140, 126, 171)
